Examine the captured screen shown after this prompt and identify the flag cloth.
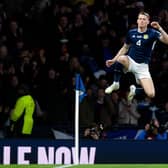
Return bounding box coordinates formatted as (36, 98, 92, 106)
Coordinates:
(75, 74, 86, 102)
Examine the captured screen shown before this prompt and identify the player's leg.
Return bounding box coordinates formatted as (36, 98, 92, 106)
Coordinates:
(105, 56, 129, 94)
(139, 78, 155, 98)
(127, 84, 136, 102)
(127, 79, 155, 102)
(127, 59, 155, 102)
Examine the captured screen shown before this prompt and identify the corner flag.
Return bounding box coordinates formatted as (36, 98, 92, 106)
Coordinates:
(75, 73, 86, 103)
(74, 73, 86, 164)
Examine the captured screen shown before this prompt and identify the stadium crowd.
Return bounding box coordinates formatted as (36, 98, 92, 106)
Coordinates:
(0, 0, 168, 139)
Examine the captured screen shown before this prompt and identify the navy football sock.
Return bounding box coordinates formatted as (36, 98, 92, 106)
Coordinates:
(113, 62, 123, 82)
(135, 87, 145, 95)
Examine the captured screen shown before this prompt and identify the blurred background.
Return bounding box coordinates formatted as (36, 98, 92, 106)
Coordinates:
(0, 0, 168, 140)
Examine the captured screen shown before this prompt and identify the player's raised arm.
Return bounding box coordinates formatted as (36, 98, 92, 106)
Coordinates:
(106, 43, 130, 67)
(151, 21, 168, 44)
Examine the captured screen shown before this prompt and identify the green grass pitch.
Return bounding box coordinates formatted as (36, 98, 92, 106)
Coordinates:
(0, 164, 168, 168)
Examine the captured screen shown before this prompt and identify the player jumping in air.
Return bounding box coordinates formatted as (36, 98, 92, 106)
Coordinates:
(105, 12, 168, 102)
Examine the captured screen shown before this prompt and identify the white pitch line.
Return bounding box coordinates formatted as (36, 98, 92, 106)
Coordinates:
(53, 164, 77, 168)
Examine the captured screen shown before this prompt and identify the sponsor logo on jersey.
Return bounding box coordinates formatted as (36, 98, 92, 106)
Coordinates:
(143, 34, 149, 39)
(137, 35, 142, 38)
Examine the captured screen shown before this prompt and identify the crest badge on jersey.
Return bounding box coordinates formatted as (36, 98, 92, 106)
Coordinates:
(143, 34, 149, 39)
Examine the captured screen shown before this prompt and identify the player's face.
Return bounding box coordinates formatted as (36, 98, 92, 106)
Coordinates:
(137, 14, 149, 28)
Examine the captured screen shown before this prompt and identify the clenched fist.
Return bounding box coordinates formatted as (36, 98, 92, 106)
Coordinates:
(106, 59, 116, 67)
(151, 21, 161, 30)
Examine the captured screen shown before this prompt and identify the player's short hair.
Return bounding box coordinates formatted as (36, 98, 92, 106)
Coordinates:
(138, 12, 150, 19)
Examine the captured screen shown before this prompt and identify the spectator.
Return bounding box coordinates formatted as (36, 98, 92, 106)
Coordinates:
(158, 9, 168, 32)
(10, 84, 35, 138)
(83, 123, 104, 140)
(118, 91, 140, 127)
(56, 15, 72, 42)
(79, 44, 106, 79)
(135, 119, 167, 140)
(156, 101, 168, 126)
(41, 68, 62, 124)
(110, 91, 120, 125)
(6, 20, 23, 50)
(79, 87, 95, 127)
(95, 88, 114, 129)
(0, 44, 10, 63)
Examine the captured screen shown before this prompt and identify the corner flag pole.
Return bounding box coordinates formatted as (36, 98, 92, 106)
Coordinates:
(75, 74, 86, 165)
(75, 85, 79, 165)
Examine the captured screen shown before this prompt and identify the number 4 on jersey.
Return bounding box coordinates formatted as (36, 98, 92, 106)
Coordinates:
(136, 39, 141, 46)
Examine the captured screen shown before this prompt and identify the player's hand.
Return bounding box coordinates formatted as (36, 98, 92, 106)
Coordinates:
(106, 59, 115, 67)
(151, 21, 161, 30)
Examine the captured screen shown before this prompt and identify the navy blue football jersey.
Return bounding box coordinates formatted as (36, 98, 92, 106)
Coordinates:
(125, 28, 161, 63)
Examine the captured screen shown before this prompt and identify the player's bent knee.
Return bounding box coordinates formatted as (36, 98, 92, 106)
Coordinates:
(117, 56, 128, 65)
(147, 92, 155, 98)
